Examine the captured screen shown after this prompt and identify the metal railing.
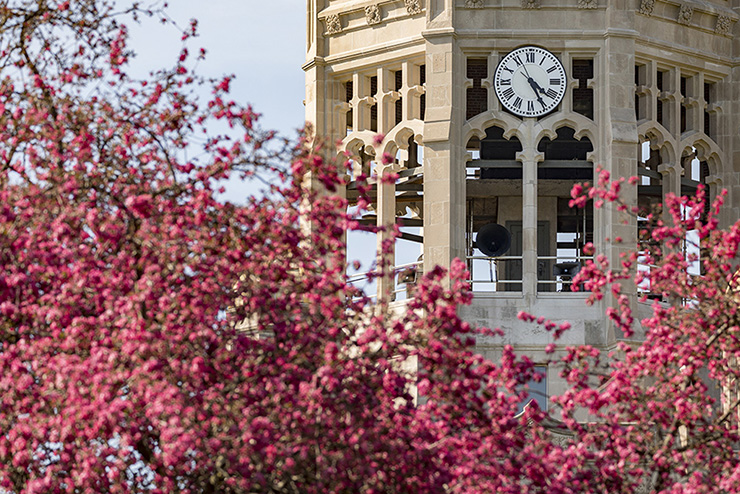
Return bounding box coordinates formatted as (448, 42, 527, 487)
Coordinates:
(536, 255, 593, 292)
(347, 261, 423, 301)
(466, 255, 523, 292)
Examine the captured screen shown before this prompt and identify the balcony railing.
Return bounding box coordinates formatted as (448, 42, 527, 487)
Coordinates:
(347, 261, 423, 301)
(466, 255, 523, 292)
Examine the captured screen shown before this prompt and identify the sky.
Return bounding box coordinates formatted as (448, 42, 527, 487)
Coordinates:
(125, 2, 416, 284)
(127, 1, 307, 142)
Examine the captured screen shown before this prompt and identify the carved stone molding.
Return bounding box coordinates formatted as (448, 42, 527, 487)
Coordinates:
(324, 14, 342, 35)
(405, 0, 422, 14)
(638, 0, 655, 16)
(677, 4, 693, 25)
(578, 0, 597, 8)
(715, 14, 731, 36)
(365, 5, 381, 25)
(465, 0, 484, 8)
(522, 0, 540, 8)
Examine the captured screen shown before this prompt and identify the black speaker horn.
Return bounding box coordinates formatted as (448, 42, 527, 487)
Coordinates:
(475, 223, 512, 257)
(553, 262, 581, 278)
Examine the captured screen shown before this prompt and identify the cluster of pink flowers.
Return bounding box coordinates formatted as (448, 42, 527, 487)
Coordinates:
(0, 1, 737, 493)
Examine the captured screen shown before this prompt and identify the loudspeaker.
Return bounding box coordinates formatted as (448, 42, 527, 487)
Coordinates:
(553, 262, 581, 278)
(475, 223, 512, 257)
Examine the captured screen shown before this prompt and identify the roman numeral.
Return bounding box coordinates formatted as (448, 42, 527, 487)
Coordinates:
(539, 55, 547, 65)
(500, 78, 511, 85)
(503, 66, 514, 74)
(513, 55, 523, 67)
(502, 87, 515, 99)
(546, 66, 558, 74)
(527, 101, 534, 112)
(550, 78, 561, 86)
(526, 52, 535, 63)
(545, 89, 558, 99)
(513, 96, 522, 109)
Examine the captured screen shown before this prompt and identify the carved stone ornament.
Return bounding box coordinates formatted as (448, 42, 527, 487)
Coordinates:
(324, 14, 342, 35)
(578, 0, 597, 8)
(678, 4, 693, 25)
(405, 0, 422, 14)
(522, 0, 540, 8)
(716, 15, 731, 36)
(465, 0, 484, 8)
(638, 0, 655, 16)
(365, 5, 381, 25)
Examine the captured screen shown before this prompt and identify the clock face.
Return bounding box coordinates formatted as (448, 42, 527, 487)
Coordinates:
(493, 46, 567, 117)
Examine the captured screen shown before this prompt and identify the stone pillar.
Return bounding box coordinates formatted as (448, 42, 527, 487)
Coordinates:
(421, 33, 466, 282)
(376, 163, 399, 307)
(600, 28, 639, 343)
(517, 119, 544, 296)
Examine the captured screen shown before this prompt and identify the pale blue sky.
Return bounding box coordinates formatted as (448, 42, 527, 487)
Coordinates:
(128, 1, 307, 138)
(127, 3, 415, 277)
(124, 1, 307, 203)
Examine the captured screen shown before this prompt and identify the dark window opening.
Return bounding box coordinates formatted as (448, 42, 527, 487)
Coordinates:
(466, 58, 488, 120)
(345, 81, 353, 131)
(704, 111, 711, 138)
(395, 70, 403, 125)
(704, 82, 714, 138)
(537, 127, 593, 180)
(680, 76, 688, 133)
(478, 126, 523, 179)
(572, 59, 594, 120)
(635, 64, 645, 121)
(635, 65, 640, 121)
(657, 71, 664, 126)
(370, 76, 378, 132)
(420, 64, 426, 121)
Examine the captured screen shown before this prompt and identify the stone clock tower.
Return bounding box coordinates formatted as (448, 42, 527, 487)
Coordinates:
(304, 0, 737, 407)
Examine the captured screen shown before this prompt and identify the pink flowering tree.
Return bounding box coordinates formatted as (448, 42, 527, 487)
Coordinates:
(0, 1, 739, 493)
(551, 170, 740, 493)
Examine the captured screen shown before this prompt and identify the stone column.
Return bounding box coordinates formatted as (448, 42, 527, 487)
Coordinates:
(376, 162, 399, 307)
(600, 27, 639, 343)
(421, 33, 466, 283)
(517, 119, 544, 296)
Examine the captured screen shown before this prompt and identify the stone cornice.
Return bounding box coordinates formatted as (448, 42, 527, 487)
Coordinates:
(635, 37, 733, 74)
(637, 0, 737, 37)
(319, 0, 424, 36)
(302, 57, 327, 72)
(321, 37, 426, 71)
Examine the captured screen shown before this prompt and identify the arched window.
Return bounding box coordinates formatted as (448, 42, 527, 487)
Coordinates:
(466, 126, 523, 292)
(536, 127, 593, 292)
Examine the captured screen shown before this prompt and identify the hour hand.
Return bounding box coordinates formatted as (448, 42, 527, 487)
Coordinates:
(527, 78, 547, 108)
(527, 77, 546, 95)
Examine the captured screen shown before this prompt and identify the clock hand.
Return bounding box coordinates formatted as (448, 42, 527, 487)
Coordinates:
(529, 77, 547, 95)
(519, 66, 547, 96)
(520, 63, 534, 80)
(527, 78, 547, 109)
(518, 70, 547, 108)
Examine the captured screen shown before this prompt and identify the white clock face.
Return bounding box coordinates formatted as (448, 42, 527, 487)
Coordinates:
(493, 46, 567, 117)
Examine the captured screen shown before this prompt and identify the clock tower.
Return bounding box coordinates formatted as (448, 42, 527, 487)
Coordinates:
(304, 0, 737, 407)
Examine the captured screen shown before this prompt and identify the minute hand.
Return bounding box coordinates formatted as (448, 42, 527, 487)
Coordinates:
(526, 77, 547, 109)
